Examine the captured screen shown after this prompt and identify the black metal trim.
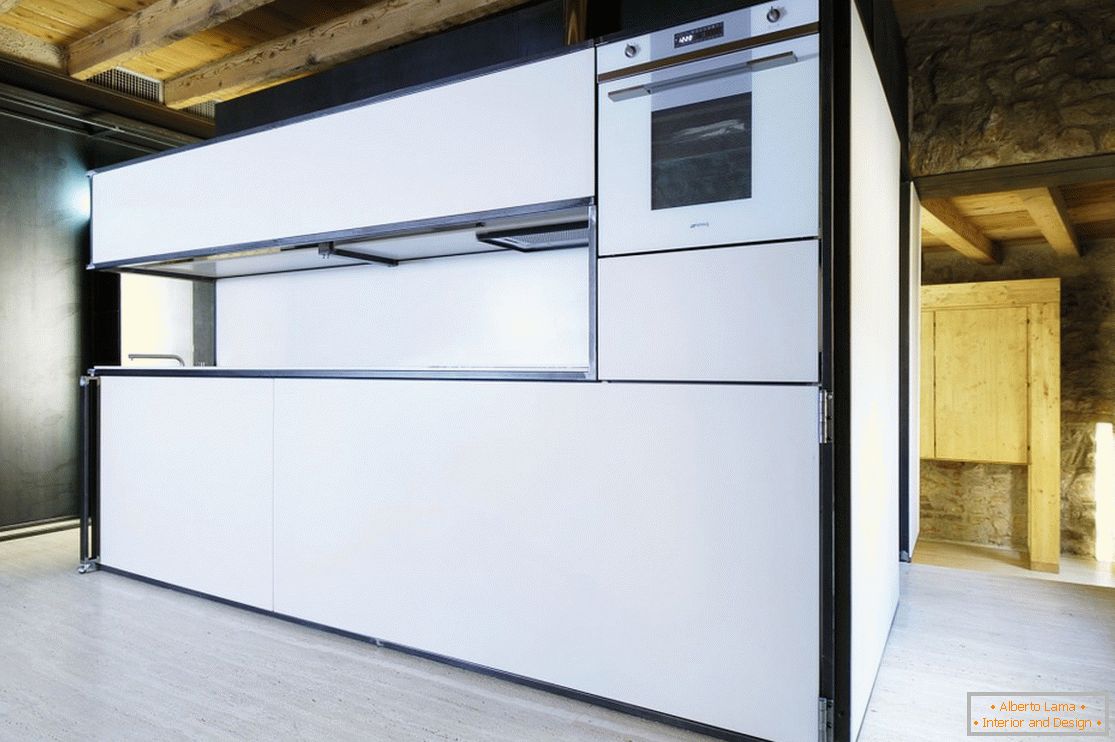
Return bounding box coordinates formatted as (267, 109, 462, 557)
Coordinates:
(0, 521, 79, 544)
(898, 180, 912, 558)
(597, 235, 819, 259)
(87, 197, 594, 273)
(817, 1, 838, 737)
(95, 564, 771, 742)
(0, 56, 211, 139)
(79, 375, 101, 569)
(0, 514, 79, 533)
(322, 244, 400, 267)
(826, 0, 853, 739)
(476, 220, 590, 251)
(88, 43, 595, 176)
(91, 368, 594, 381)
(597, 22, 820, 83)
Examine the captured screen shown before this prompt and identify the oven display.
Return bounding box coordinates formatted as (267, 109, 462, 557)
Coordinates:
(674, 22, 725, 48)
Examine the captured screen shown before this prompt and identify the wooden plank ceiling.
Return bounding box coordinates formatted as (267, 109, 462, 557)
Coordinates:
(0, 0, 529, 113)
(919, 180, 1115, 262)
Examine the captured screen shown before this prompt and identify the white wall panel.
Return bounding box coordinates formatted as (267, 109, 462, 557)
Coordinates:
(91, 49, 595, 265)
(215, 249, 589, 369)
(908, 183, 922, 554)
(272, 380, 820, 741)
(849, 8, 902, 739)
(120, 273, 195, 367)
(99, 377, 274, 609)
(598, 241, 818, 381)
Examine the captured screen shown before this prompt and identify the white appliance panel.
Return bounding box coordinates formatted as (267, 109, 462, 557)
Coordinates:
(91, 49, 595, 265)
(98, 377, 275, 609)
(598, 240, 818, 381)
(272, 380, 820, 741)
(598, 33, 819, 255)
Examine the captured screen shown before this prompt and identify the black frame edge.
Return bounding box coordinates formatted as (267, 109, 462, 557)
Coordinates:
(823, 0, 853, 739)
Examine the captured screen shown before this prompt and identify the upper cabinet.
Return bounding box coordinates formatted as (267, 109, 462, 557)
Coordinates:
(90, 48, 596, 268)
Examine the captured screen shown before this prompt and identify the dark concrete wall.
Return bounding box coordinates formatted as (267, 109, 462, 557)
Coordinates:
(0, 116, 89, 526)
(0, 117, 133, 527)
(922, 243, 1115, 557)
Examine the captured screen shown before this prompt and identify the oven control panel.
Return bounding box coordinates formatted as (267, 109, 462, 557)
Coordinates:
(597, 0, 818, 77)
(674, 22, 725, 49)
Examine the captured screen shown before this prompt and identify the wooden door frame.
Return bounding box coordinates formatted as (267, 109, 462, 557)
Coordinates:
(921, 278, 1062, 572)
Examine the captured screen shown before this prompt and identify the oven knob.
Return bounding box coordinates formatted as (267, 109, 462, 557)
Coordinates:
(624, 43, 639, 58)
(766, 6, 783, 22)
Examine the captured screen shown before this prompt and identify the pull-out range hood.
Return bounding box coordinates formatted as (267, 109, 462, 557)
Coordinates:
(95, 199, 593, 280)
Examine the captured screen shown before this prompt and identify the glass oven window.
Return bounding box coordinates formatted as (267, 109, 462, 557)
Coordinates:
(651, 92, 752, 210)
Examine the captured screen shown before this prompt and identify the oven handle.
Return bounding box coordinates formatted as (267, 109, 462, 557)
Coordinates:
(606, 51, 797, 102)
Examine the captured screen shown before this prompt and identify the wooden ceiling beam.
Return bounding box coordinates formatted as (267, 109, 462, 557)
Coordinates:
(921, 197, 999, 264)
(0, 25, 63, 70)
(162, 0, 529, 109)
(1016, 187, 1080, 257)
(915, 153, 1115, 199)
(67, 0, 279, 81)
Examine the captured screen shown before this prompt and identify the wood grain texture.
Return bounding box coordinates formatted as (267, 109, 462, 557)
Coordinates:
(921, 278, 1060, 310)
(1016, 187, 1080, 257)
(67, 0, 279, 80)
(0, 22, 60, 67)
(0, 0, 20, 16)
(163, 0, 529, 108)
(0, 531, 706, 742)
(920, 311, 935, 458)
(858, 563, 1115, 742)
(1027, 300, 1061, 572)
(932, 305, 1029, 464)
(921, 197, 998, 263)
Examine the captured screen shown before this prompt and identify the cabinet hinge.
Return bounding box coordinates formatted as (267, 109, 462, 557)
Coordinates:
(818, 389, 833, 444)
(819, 697, 834, 742)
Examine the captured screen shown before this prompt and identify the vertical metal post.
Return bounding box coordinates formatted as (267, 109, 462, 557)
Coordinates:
(78, 373, 99, 573)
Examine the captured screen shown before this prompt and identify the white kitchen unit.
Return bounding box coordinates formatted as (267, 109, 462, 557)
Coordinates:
(98, 376, 274, 609)
(598, 240, 819, 382)
(89, 48, 595, 267)
(216, 247, 591, 371)
(82, 3, 907, 742)
(270, 379, 819, 741)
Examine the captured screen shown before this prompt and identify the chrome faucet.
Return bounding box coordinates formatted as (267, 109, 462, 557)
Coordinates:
(127, 353, 186, 367)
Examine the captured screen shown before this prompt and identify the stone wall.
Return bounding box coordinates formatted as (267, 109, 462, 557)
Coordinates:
(921, 244, 1115, 557)
(907, 0, 1115, 176)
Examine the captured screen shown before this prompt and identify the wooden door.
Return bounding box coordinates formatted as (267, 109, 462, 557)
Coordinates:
(932, 306, 1029, 463)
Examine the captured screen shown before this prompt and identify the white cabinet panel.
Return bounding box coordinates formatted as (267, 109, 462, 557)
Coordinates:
(273, 380, 819, 741)
(91, 49, 595, 265)
(598, 241, 819, 381)
(849, 6, 902, 740)
(216, 248, 590, 370)
(99, 377, 274, 609)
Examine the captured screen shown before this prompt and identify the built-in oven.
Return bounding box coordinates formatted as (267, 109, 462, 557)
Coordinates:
(597, 1, 820, 256)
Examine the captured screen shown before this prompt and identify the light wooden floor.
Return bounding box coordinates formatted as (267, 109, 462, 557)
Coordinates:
(913, 538, 1115, 588)
(858, 562, 1115, 742)
(0, 530, 708, 742)
(3, 531, 1113, 742)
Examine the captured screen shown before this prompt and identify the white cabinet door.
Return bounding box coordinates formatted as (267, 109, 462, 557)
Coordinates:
(91, 49, 596, 266)
(272, 379, 820, 741)
(99, 377, 274, 609)
(598, 241, 819, 381)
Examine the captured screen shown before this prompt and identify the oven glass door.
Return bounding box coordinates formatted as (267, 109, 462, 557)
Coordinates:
(652, 90, 753, 211)
(598, 33, 819, 256)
